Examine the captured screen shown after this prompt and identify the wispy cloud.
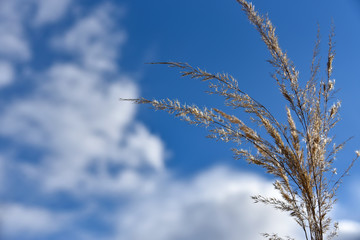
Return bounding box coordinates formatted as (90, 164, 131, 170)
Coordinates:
(0, 0, 31, 61)
(1, 204, 69, 237)
(0, 60, 14, 87)
(0, 2, 167, 238)
(52, 3, 126, 72)
(115, 166, 303, 240)
(338, 220, 360, 240)
(0, 2, 166, 197)
(33, 0, 73, 26)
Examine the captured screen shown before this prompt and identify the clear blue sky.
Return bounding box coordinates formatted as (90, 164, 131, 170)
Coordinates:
(1, 0, 360, 239)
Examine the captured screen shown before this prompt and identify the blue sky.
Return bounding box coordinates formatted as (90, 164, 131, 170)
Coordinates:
(1, 0, 360, 239)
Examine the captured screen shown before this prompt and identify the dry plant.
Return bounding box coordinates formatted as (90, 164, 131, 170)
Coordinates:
(122, 0, 359, 239)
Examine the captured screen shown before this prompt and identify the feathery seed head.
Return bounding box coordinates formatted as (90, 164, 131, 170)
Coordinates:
(328, 79, 335, 91)
(124, 1, 358, 239)
(356, 150, 360, 157)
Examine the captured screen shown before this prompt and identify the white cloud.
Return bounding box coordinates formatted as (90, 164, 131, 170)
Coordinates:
(124, 123, 166, 170)
(0, 3, 167, 236)
(0, 0, 74, 62)
(0, 0, 31, 61)
(0, 3, 166, 196)
(338, 220, 360, 240)
(33, 0, 72, 26)
(0, 157, 5, 192)
(0, 60, 14, 87)
(115, 166, 303, 240)
(0, 61, 165, 196)
(52, 3, 126, 72)
(0, 33, 30, 61)
(1, 204, 67, 237)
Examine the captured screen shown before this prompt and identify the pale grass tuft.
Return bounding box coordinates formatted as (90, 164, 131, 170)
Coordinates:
(121, 1, 358, 239)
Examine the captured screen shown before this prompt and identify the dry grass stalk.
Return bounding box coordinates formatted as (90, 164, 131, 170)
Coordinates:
(122, 1, 358, 239)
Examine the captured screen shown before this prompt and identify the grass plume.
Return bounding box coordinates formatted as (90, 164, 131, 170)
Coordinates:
(122, 1, 358, 239)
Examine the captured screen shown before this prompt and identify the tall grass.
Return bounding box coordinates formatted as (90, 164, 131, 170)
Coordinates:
(122, 0, 359, 239)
